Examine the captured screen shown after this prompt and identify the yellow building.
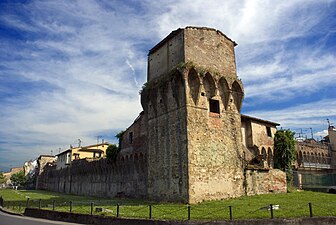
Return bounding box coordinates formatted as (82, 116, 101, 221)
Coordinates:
(56, 143, 109, 170)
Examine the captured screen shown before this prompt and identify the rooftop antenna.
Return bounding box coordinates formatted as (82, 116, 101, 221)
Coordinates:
(310, 127, 314, 140)
(51, 150, 53, 156)
(96, 135, 102, 148)
(296, 128, 305, 138)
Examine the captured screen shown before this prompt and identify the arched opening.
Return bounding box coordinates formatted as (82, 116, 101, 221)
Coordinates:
(231, 81, 243, 112)
(321, 153, 326, 164)
(267, 148, 273, 168)
(188, 68, 200, 105)
(298, 151, 303, 166)
(149, 88, 158, 116)
(261, 147, 267, 160)
(218, 77, 230, 110)
(203, 73, 216, 99)
(171, 71, 184, 107)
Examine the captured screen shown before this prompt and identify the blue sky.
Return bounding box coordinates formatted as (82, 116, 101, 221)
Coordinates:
(0, 0, 335, 171)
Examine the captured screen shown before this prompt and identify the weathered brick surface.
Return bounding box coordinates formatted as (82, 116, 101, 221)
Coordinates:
(245, 169, 287, 195)
(184, 27, 237, 78)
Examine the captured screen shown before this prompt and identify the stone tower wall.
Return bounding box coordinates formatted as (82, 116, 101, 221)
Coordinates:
(185, 68, 245, 203)
(141, 71, 189, 202)
(184, 27, 237, 79)
(147, 29, 184, 81)
(144, 27, 246, 203)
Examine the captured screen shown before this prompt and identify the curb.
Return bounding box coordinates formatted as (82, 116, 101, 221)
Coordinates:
(0, 206, 23, 216)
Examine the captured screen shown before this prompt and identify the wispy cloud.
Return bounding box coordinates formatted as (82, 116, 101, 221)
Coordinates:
(246, 99, 336, 130)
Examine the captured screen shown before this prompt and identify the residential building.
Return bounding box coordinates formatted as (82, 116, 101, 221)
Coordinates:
(56, 143, 109, 170)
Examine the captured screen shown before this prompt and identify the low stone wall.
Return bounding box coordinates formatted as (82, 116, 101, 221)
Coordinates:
(24, 208, 336, 225)
(245, 169, 287, 195)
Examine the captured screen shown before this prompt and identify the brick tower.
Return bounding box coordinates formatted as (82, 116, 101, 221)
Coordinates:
(141, 27, 245, 203)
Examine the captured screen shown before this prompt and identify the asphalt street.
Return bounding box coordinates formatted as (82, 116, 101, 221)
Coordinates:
(0, 210, 86, 225)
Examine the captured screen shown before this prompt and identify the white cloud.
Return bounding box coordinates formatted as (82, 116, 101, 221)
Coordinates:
(315, 130, 328, 138)
(245, 99, 336, 130)
(241, 46, 336, 101)
(148, 0, 334, 43)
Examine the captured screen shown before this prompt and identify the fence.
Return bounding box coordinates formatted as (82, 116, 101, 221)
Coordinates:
(302, 173, 336, 187)
(1, 197, 335, 221)
(292, 171, 336, 191)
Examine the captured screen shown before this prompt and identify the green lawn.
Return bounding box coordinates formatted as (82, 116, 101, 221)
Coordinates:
(0, 189, 335, 220)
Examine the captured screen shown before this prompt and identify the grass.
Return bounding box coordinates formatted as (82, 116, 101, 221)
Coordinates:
(0, 189, 335, 220)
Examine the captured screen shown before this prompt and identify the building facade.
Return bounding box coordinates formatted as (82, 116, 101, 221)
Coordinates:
(56, 143, 109, 170)
(241, 114, 279, 169)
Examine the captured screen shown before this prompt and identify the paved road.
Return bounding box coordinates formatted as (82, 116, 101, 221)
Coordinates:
(0, 210, 86, 225)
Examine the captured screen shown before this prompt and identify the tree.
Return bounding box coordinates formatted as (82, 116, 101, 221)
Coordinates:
(274, 129, 296, 183)
(106, 130, 125, 162)
(0, 173, 6, 185)
(115, 130, 125, 150)
(106, 144, 119, 161)
(10, 171, 27, 186)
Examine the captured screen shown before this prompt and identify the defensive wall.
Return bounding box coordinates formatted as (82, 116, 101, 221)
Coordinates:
(37, 151, 285, 201)
(38, 155, 147, 198)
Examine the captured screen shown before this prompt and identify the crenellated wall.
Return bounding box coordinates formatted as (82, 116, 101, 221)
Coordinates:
(38, 156, 147, 198)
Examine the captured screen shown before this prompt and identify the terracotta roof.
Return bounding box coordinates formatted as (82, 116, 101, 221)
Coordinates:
(241, 114, 280, 126)
(56, 149, 71, 156)
(78, 148, 103, 153)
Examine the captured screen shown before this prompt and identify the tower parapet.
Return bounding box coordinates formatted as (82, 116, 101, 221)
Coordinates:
(147, 27, 238, 81)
